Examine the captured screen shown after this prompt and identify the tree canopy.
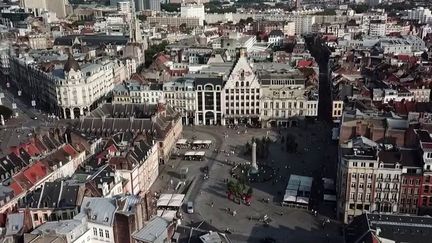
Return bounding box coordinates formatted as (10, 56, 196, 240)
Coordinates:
(161, 3, 180, 12)
(144, 41, 169, 68)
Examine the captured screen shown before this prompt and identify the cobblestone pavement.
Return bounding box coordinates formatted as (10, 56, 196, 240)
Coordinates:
(150, 122, 343, 243)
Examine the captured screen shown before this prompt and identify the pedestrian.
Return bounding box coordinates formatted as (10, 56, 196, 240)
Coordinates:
(211, 202, 214, 207)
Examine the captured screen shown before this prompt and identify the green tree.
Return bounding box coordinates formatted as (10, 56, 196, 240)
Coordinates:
(227, 180, 236, 193)
(0, 105, 13, 120)
(144, 41, 169, 68)
(161, 3, 180, 12)
(350, 4, 369, 14)
(314, 9, 337, 16)
(246, 187, 253, 196)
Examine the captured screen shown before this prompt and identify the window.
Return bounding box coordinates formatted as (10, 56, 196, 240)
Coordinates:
(93, 228, 97, 236)
(367, 183, 372, 188)
(359, 183, 364, 189)
(33, 214, 38, 221)
(352, 173, 357, 179)
(105, 230, 110, 238)
(369, 163, 374, 168)
(359, 173, 365, 179)
(99, 229, 103, 237)
(351, 182, 356, 188)
(350, 192, 355, 199)
(361, 162, 366, 167)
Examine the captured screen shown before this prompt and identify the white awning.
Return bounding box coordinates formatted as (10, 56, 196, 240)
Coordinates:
(157, 194, 185, 208)
(176, 139, 188, 145)
(184, 151, 195, 156)
(195, 151, 205, 156)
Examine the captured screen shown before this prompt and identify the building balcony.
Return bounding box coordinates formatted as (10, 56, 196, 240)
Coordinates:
(384, 178, 391, 182)
(391, 188, 398, 193)
(377, 178, 383, 182)
(376, 188, 382, 192)
(392, 178, 400, 183)
(383, 188, 390, 192)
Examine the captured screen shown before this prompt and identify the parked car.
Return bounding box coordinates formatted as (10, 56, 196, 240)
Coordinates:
(187, 201, 194, 214)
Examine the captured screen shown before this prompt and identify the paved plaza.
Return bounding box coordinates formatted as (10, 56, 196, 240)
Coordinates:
(151, 121, 343, 243)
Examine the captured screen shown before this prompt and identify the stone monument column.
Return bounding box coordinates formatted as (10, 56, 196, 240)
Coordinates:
(251, 141, 258, 173)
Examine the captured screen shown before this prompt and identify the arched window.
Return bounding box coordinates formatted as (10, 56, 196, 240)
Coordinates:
(236, 82, 239, 87)
(241, 82, 244, 87)
(246, 82, 249, 86)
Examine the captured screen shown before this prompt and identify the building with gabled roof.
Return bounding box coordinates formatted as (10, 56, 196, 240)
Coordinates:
(79, 197, 118, 243)
(74, 101, 182, 164)
(18, 181, 82, 228)
(221, 48, 261, 126)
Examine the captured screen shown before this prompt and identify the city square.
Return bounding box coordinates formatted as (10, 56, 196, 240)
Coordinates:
(152, 121, 343, 243)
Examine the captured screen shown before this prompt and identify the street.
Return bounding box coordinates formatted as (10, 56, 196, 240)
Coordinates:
(0, 84, 60, 156)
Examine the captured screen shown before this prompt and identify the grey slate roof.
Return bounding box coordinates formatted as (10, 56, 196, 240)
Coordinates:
(54, 35, 128, 47)
(346, 213, 432, 243)
(80, 197, 117, 226)
(19, 181, 79, 209)
(133, 216, 170, 242)
(5, 213, 24, 236)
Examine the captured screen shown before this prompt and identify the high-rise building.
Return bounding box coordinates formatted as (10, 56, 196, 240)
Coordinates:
(117, 1, 130, 14)
(21, 0, 68, 18)
(295, 0, 301, 10)
(135, 0, 145, 11)
(144, 0, 161, 12)
(181, 3, 205, 26)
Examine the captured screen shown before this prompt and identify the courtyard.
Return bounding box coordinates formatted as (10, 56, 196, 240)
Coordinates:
(151, 121, 343, 243)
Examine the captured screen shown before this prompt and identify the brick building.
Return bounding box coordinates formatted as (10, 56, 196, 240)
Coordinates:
(399, 149, 423, 214)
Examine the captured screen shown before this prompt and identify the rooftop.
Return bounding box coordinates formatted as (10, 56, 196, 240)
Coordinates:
(132, 216, 171, 242)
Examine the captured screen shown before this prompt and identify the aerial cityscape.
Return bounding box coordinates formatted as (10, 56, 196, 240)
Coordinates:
(0, 0, 431, 242)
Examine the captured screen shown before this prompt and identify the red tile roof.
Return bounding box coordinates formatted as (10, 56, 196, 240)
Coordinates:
(9, 142, 42, 157)
(398, 55, 410, 61)
(63, 144, 78, 157)
(22, 161, 48, 184)
(297, 60, 313, 68)
(12, 173, 33, 191)
(96, 144, 117, 160)
(9, 181, 23, 195)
